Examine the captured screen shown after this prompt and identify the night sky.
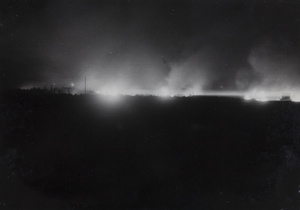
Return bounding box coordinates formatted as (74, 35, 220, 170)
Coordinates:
(1, 0, 300, 96)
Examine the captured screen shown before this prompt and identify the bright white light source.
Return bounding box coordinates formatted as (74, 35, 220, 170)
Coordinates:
(255, 97, 268, 102)
(244, 95, 252, 101)
(156, 87, 174, 97)
(241, 89, 300, 102)
(95, 90, 124, 105)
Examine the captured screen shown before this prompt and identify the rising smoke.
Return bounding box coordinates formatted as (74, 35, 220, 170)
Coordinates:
(1, 0, 300, 99)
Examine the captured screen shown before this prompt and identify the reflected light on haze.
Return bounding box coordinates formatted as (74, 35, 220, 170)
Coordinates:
(95, 91, 124, 105)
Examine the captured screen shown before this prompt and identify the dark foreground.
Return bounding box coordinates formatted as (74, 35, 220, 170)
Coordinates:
(1, 91, 300, 209)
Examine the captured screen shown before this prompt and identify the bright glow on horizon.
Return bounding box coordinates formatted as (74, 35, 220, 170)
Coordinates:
(96, 91, 123, 105)
(19, 84, 300, 103)
(243, 89, 300, 102)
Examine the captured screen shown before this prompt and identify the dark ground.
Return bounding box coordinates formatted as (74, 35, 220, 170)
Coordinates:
(1, 90, 300, 209)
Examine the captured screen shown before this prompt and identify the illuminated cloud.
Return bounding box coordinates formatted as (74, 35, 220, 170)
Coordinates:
(243, 41, 300, 101)
(1, 0, 300, 100)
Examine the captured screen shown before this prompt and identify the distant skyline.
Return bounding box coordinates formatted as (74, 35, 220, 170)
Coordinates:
(1, 0, 300, 97)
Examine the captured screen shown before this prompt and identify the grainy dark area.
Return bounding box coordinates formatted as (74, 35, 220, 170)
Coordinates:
(1, 1, 300, 209)
(1, 90, 300, 209)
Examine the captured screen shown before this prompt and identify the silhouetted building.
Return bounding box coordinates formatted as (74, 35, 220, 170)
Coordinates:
(280, 94, 291, 101)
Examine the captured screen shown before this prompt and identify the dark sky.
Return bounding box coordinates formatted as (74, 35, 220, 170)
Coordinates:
(1, 0, 300, 95)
